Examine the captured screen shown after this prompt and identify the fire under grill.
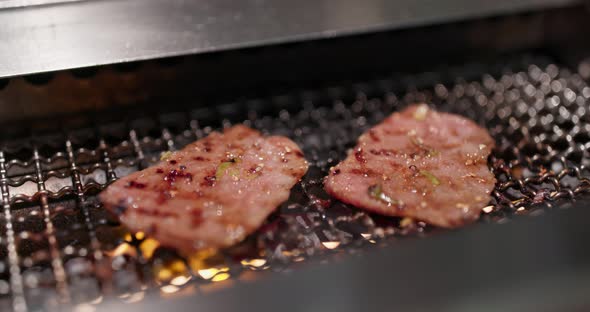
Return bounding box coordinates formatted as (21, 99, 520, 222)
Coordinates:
(0, 55, 589, 311)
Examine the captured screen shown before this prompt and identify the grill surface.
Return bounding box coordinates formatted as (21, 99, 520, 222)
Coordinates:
(1, 55, 590, 311)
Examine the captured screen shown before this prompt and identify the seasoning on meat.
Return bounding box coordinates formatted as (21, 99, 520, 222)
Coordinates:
(100, 125, 308, 251)
(324, 104, 496, 228)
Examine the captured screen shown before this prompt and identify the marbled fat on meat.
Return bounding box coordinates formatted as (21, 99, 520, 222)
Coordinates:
(324, 104, 496, 228)
(100, 125, 308, 251)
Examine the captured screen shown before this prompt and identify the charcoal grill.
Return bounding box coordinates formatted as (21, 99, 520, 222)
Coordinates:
(1, 1, 590, 311)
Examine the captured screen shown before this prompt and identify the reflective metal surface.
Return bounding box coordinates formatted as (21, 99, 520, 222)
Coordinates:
(0, 0, 86, 10)
(0, 0, 581, 78)
(103, 201, 590, 312)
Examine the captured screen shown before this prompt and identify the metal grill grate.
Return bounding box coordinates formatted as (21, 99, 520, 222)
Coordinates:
(1, 56, 590, 311)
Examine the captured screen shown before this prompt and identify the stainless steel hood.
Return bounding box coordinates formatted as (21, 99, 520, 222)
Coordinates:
(0, 0, 581, 78)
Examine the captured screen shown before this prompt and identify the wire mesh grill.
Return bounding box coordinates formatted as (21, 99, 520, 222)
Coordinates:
(0, 56, 589, 311)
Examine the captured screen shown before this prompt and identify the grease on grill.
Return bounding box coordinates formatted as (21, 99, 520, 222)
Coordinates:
(1, 59, 590, 310)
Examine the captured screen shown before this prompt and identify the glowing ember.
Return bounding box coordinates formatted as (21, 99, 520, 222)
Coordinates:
(198, 267, 229, 280)
(160, 285, 180, 294)
(170, 275, 191, 286)
(240, 259, 267, 267)
(211, 273, 231, 282)
(321, 241, 341, 249)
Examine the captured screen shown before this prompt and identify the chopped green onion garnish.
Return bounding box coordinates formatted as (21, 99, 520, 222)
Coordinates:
(228, 168, 240, 178)
(160, 151, 173, 161)
(419, 170, 441, 186)
(216, 162, 232, 180)
(368, 184, 402, 206)
(216, 158, 240, 180)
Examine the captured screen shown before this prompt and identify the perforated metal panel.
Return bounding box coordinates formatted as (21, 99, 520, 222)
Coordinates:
(0, 56, 589, 311)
